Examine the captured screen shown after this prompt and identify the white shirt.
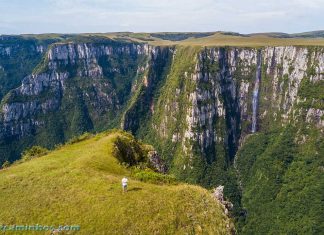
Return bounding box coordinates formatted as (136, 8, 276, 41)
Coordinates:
(122, 178, 128, 186)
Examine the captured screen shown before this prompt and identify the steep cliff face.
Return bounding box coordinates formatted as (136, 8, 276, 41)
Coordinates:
(1, 42, 322, 169)
(134, 46, 323, 186)
(0, 36, 54, 100)
(0, 40, 152, 161)
(121, 46, 174, 134)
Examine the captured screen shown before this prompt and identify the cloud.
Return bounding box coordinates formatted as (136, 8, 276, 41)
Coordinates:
(0, 0, 323, 34)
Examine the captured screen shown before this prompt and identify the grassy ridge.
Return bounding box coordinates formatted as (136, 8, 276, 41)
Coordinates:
(0, 131, 231, 234)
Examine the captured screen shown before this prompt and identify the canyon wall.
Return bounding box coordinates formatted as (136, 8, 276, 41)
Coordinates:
(123, 46, 323, 184)
(0, 39, 152, 159)
(1, 40, 323, 172)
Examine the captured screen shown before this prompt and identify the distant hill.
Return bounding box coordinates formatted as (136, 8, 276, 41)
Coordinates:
(247, 30, 324, 38)
(291, 30, 324, 38)
(151, 32, 214, 41)
(2, 30, 324, 46)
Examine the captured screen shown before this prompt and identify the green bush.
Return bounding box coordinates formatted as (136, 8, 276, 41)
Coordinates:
(113, 136, 146, 166)
(134, 170, 177, 185)
(21, 146, 49, 162)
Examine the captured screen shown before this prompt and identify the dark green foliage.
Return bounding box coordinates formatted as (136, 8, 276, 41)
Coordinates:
(151, 33, 214, 41)
(34, 112, 65, 148)
(298, 78, 324, 109)
(0, 136, 40, 165)
(306, 65, 316, 77)
(173, 147, 208, 185)
(236, 125, 324, 234)
(70, 89, 93, 136)
(235, 133, 270, 184)
(113, 136, 146, 166)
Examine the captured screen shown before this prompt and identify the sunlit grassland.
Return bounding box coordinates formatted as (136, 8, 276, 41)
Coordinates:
(147, 33, 324, 47)
(0, 132, 230, 234)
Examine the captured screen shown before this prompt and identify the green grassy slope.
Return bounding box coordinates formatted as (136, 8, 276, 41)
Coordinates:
(0, 131, 231, 234)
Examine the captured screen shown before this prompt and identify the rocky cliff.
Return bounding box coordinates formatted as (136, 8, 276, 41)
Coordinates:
(0, 39, 154, 160)
(1, 41, 323, 168)
(0, 35, 55, 100)
(127, 46, 323, 184)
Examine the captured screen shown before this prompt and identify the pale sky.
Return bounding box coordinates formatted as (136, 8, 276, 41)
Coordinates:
(0, 0, 323, 34)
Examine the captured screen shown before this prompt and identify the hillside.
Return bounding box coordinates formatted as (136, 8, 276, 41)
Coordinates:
(0, 130, 232, 234)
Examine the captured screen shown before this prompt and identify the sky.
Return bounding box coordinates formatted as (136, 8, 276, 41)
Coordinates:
(0, 0, 323, 34)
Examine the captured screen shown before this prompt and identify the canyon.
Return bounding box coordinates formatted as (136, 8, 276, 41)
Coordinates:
(0, 34, 323, 233)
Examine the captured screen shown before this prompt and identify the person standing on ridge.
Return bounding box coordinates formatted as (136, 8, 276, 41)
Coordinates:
(122, 177, 128, 193)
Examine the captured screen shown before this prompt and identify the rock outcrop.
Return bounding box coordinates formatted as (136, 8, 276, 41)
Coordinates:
(213, 185, 234, 215)
(148, 151, 167, 173)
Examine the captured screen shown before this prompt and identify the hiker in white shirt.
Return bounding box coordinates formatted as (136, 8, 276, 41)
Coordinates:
(122, 177, 128, 193)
